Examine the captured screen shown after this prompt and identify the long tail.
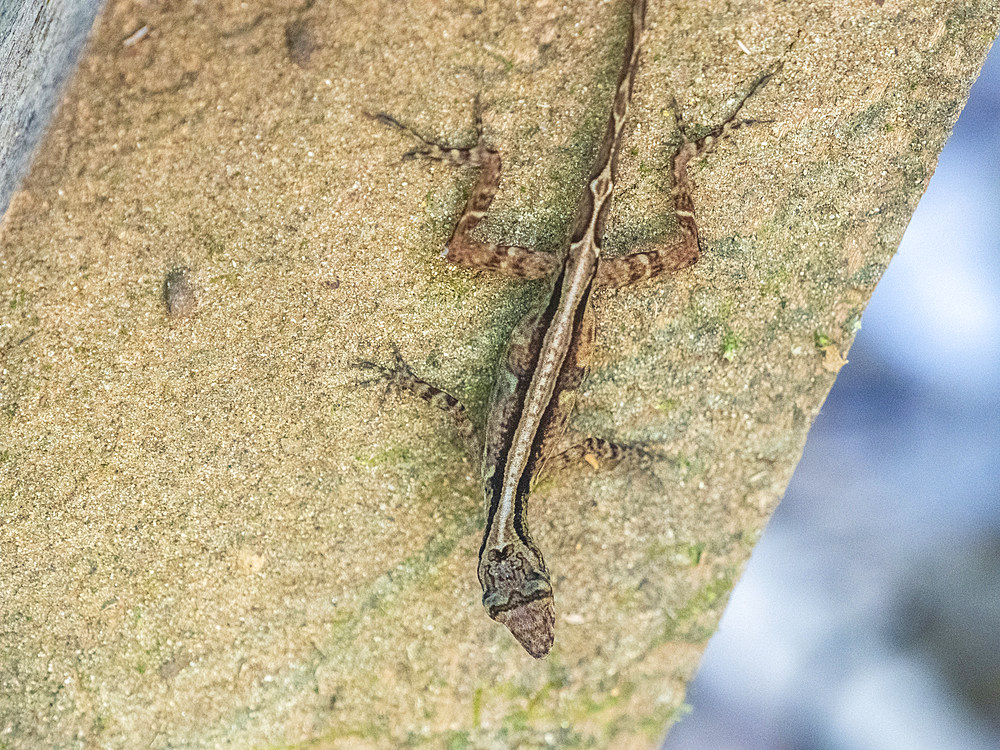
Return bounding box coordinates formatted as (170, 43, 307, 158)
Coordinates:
(569, 0, 647, 246)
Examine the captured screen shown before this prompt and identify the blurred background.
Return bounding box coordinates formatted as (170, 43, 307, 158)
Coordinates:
(664, 41, 1000, 750)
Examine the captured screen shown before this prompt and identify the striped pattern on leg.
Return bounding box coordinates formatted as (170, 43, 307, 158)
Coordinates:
(356, 354, 479, 450)
(595, 66, 779, 290)
(369, 111, 558, 280)
(545, 437, 653, 474)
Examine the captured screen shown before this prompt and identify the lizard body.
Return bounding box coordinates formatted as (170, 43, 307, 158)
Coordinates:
(476, 0, 646, 658)
(366, 0, 778, 657)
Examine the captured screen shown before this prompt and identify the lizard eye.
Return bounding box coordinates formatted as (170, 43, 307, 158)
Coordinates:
(521, 577, 551, 598)
(482, 590, 508, 610)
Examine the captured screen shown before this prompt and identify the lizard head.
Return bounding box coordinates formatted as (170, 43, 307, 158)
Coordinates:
(479, 542, 555, 658)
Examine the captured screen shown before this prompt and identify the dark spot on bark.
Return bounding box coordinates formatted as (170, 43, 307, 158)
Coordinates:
(285, 19, 315, 67)
(163, 267, 197, 318)
(158, 651, 192, 681)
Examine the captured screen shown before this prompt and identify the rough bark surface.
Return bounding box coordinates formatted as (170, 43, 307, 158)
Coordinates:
(1, 0, 997, 747)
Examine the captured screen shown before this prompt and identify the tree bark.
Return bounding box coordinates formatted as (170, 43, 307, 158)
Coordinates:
(1, 0, 997, 747)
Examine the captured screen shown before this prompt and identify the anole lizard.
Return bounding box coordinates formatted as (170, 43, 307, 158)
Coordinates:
(364, 0, 778, 657)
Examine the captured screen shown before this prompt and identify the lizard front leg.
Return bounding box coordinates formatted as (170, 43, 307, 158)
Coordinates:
(356, 349, 482, 457)
(369, 110, 559, 280)
(540, 436, 662, 475)
(595, 66, 780, 290)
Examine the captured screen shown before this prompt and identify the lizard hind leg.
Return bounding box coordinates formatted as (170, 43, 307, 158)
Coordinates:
(594, 65, 781, 290)
(671, 62, 782, 182)
(367, 107, 559, 280)
(670, 63, 782, 249)
(365, 111, 492, 168)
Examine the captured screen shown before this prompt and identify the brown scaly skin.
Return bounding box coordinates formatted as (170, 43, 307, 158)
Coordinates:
(365, 0, 781, 657)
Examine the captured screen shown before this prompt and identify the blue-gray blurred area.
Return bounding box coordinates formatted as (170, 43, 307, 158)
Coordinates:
(664, 42, 1000, 750)
(0, 0, 104, 220)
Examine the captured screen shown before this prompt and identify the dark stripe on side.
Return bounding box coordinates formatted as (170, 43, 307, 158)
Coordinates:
(479, 267, 568, 557)
(511, 274, 596, 548)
